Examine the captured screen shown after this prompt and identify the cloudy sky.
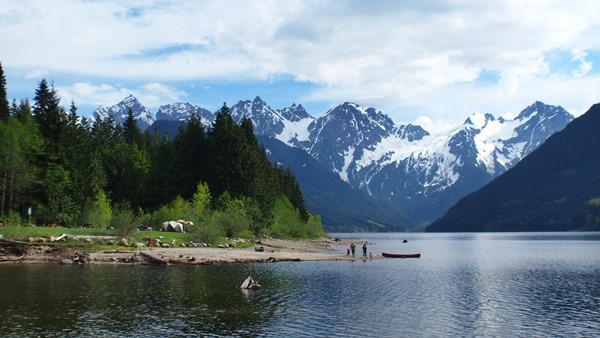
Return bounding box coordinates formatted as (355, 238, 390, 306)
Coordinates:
(2, 0, 600, 132)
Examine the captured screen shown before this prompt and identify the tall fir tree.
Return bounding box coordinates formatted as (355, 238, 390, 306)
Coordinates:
(207, 103, 245, 200)
(123, 108, 144, 146)
(33, 79, 66, 149)
(60, 100, 103, 225)
(279, 168, 309, 222)
(143, 131, 178, 209)
(239, 117, 276, 220)
(0, 62, 9, 122)
(0, 100, 42, 219)
(32, 79, 73, 223)
(174, 113, 207, 199)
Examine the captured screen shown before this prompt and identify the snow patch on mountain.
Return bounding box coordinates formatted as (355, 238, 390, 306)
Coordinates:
(278, 117, 314, 145)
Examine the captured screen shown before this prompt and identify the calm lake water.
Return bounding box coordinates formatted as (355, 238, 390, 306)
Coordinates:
(1, 232, 599, 337)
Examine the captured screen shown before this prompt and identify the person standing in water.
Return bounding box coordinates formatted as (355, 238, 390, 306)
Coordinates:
(350, 242, 356, 257)
(362, 242, 368, 257)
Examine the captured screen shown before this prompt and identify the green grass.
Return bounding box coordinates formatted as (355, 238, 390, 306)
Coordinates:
(0, 225, 245, 249)
(0, 225, 113, 239)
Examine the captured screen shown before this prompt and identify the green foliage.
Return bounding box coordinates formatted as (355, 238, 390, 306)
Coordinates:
(2, 209, 23, 226)
(174, 113, 207, 199)
(1, 76, 320, 239)
(211, 194, 252, 238)
(110, 202, 138, 238)
(192, 182, 211, 215)
(305, 214, 326, 238)
(188, 215, 222, 244)
(0, 103, 42, 219)
(145, 196, 191, 230)
(0, 62, 9, 122)
(83, 191, 112, 229)
(268, 196, 323, 239)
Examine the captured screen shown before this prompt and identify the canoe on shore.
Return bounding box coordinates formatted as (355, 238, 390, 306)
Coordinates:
(381, 252, 421, 259)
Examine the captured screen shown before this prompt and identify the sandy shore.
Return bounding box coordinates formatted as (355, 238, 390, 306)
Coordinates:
(0, 237, 377, 265)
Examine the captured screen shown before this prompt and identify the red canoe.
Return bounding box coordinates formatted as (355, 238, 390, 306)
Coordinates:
(381, 252, 421, 259)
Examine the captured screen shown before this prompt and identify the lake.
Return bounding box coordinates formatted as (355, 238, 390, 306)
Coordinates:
(1, 232, 599, 337)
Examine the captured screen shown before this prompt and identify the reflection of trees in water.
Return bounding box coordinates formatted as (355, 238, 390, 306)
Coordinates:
(0, 264, 284, 336)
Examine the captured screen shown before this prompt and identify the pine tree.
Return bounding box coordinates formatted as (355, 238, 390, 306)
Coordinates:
(0, 62, 9, 122)
(174, 113, 207, 199)
(144, 132, 178, 209)
(33, 79, 66, 148)
(0, 101, 42, 219)
(238, 117, 276, 221)
(60, 100, 103, 225)
(31, 80, 72, 223)
(279, 168, 309, 222)
(122, 108, 143, 146)
(207, 103, 245, 199)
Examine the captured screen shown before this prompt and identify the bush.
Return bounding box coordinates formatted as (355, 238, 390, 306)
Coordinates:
(83, 191, 112, 229)
(110, 202, 138, 238)
(267, 196, 325, 239)
(144, 195, 201, 230)
(2, 209, 23, 226)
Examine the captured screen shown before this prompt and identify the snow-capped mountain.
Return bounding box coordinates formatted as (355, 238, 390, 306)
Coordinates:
(93, 95, 155, 131)
(231, 99, 573, 222)
(156, 102, 213, 123)
(99, 95, 573, 224)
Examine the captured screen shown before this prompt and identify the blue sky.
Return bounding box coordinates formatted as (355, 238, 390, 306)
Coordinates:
(2, 0, 600, 132)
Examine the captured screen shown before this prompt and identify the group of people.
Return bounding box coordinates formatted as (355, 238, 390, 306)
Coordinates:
(347, 241, 372, 259)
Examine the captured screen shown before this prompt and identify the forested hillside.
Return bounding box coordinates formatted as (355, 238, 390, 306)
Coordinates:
(0, 63, 323, 240)
(426, 103, 600, 232)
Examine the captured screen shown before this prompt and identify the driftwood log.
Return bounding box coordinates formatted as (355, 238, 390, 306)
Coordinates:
(139, 251, 168, 265)
(240, 276, 261, 290)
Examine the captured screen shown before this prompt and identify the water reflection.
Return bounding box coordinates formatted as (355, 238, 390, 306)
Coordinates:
(1, 232, 599, 337)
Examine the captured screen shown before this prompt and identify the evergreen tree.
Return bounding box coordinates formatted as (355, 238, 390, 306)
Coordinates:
(32, 79, 72, 223)
(0, 114, 42, 217)
(143, 132, 178, 209)
(279, 168, 309, 222)
(207, 103, 245, 199)
(123, 108, 143, 146)
(0, 62, 9, 122)
(239, 117, 277, 223)
(33, 79, 66, 148)
(60, 100, 103, 225)
(174, 113, 207, 199)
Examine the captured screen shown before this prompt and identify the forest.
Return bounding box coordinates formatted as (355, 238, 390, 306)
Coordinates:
(0, 62, 324, 242)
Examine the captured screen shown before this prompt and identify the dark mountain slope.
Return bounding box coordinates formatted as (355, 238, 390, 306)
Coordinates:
(258, 136, 413, 232)
(147, 120, 186, 139)
(426, 103, 600, 232)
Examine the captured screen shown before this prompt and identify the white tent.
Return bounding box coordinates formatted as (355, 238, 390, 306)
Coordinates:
(162, 220, 184, 232)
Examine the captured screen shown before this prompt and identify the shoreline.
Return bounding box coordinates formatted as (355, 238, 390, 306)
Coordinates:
(0, 237, 377, 265)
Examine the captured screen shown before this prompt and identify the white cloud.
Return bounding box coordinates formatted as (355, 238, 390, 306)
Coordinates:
(56, 82, 188, 109)
(570, 48, 593, 77)
(2, 0, 600, 125)
(25, 69, 50, 80)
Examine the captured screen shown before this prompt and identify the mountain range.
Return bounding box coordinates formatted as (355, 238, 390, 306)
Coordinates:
(426, 103, 600, 232)
(94, 96, 573, 231)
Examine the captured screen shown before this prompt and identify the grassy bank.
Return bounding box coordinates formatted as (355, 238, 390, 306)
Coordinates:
(0, 225, 232, 250)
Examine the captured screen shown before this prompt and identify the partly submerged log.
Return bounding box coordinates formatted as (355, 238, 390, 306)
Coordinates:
(240, 276, 261, 290)
(139, 251, 168, 265)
